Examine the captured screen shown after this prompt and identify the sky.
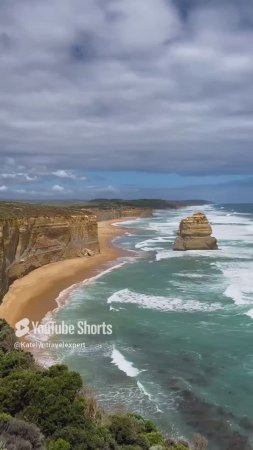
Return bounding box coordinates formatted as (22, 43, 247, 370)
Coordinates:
(0, 0, 253, 202)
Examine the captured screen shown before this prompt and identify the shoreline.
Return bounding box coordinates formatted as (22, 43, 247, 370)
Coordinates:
(0, 218, 136, 328)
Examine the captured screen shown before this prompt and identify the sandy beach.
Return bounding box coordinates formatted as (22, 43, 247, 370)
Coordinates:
(0, 219, 133, 328)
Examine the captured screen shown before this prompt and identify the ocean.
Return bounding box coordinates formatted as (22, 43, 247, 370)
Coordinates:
(34, 204, 253, 449)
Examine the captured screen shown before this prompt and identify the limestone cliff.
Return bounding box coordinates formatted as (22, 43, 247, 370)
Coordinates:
(0, 201, 154, 302)
(0, 212, 99, 301)
(173, 212, 218, 251)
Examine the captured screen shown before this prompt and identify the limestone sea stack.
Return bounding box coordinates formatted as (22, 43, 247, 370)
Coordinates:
(173, 212, 218, 251)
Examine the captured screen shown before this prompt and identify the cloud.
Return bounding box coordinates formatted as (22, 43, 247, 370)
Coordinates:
(0, 185, 8, 192)
(1, 173, 17, 179)
(52, 169, 76, 179)
(24, 174, 38, 181)
(52, 184, 65, 192)
(14, 188, 27, 194)
(0, 170, 38, 181)
(0, 0, 252, 200)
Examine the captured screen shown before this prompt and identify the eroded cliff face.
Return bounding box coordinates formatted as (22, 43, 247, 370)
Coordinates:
(0, 213, 99, 301)
(173, 212, 218, 251)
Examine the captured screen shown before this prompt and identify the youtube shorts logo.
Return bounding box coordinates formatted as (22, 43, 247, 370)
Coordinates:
(15, 318, 30, 337)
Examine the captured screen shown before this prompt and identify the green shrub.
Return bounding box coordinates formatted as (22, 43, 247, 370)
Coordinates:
(0, 414, 11, 423)
(135, 433, 150, 449)
(145, 431, 165, 446)
(0, 362, 86, 436)
(52, 423, 117, 450)
(48, 438, 71, 450)
(144, 419, 157, 433)
(0, 320, 17, 353)
(51, 426, 87, 447)
(0, 369, 37, 415)
(0, 350, 34, 377)
(109, 415, 140, 445)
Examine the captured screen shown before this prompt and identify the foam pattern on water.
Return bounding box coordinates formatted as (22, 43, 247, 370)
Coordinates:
(107, 288, 222, 312)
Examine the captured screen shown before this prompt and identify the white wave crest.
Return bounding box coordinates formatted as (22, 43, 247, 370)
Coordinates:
(107, 289, 221, 312)
(245, 309, 253, 319)
(111, 346, 140, 377)
(219, 263, 253, 306)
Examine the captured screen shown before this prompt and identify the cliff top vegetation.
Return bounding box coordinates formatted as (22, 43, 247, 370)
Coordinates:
(0, 199, 210, 219)
(0, 202, 94, 219)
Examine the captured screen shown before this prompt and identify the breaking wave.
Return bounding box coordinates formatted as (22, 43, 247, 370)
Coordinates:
(107, 289, 221, 312)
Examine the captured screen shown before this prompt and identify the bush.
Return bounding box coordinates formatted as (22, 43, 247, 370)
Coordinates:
(0, 362, 86, 436)
(52, 423, 117, 450)
(144, 419, 157, 433)
(0, 320, 17, 353)
(109, 415, 140, 445)
(0, 350, 34, 377)
(51, 426, 86, 448)
(145, 431, 165, 446)
(135, 433, 150, 449)
(0, 369, 37, 415)
(0, 414, 44, 449)
(48, 438, 71, 450)
(0, 414, 11, 423)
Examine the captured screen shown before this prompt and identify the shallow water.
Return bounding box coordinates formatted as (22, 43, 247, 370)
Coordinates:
(36, 204, 253, 449)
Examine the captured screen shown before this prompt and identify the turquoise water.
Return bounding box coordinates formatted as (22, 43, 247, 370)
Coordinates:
(36, 204, 253, 449)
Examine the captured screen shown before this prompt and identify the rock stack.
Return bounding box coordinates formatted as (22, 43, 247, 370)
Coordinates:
(173, 212, 218, 251)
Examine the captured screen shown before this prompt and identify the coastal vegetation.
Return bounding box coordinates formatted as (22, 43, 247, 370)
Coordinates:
(0, 319, 207, 450)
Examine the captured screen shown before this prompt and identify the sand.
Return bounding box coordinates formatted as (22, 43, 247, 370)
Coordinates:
(0, 219, 134, 328)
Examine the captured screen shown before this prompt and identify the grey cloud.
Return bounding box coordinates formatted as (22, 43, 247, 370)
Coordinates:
(52, 170, 76, 179)
(52, 184, 65, 192)
(0, 0, 253, 176)
(0, 170, 38, 182)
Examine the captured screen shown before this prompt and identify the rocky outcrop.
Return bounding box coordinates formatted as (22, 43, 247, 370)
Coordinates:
(0, 212, 99, 301)
(173, 212, 218, 251)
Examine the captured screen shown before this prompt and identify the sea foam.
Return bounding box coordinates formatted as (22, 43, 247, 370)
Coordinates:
(220, 263, 253, 306)
(111, 346, 140, 377)
(107, 289, 221, 312)
(245, 309, 253, 319)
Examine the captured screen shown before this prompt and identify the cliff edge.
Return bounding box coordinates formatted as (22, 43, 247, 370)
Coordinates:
(173, 212, 218, 251)
(0, 207, 99, 302)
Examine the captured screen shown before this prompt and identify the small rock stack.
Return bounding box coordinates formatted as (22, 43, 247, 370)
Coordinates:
(173, 212, 218, 251)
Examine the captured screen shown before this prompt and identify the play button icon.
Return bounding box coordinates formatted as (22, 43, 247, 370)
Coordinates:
(15, 318, 30, 337)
